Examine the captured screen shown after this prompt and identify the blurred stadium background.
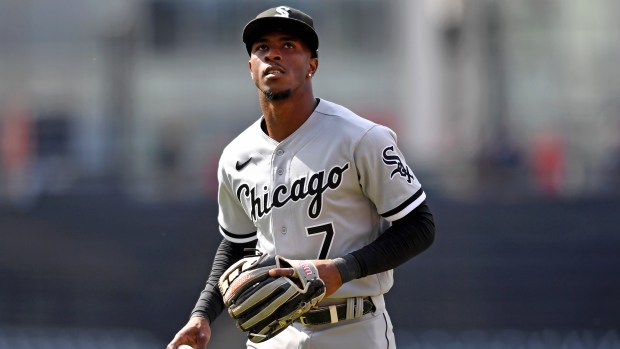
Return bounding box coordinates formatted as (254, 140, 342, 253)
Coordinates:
(1, 0, 619, 348)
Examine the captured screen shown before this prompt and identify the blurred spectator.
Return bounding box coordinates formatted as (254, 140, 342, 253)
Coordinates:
(600, 131, 620, 196)
(156, 119, 186, 201)
(475, 132, 525, 201)
(32, 110, 77, 196)
(531, 131, 566, 197)
(0, 101, 34, 207)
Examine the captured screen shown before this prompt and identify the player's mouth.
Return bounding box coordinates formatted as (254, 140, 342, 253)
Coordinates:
(264, 66, 285, 77)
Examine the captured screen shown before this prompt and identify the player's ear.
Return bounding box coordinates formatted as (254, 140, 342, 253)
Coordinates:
(248, 60, 254, 79)
(308, 58, 318, 78)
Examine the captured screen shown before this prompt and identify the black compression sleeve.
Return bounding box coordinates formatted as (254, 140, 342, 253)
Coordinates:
(190, 238, 256, 324)
(343, 200, 435, 280)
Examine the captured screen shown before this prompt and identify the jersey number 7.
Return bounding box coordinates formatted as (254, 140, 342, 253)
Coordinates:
(306, 223, 335, 260)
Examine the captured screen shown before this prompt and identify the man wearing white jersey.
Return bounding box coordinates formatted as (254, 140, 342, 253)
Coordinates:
(167, 5, 435, 349)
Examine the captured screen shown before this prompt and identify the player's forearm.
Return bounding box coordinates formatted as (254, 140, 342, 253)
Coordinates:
(190, 238, 256, 324)
(336, 201, 435, 281)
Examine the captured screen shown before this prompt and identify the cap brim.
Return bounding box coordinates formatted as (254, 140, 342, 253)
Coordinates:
(242, 17, 318, 55)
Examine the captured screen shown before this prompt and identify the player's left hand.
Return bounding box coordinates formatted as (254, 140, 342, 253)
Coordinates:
(269, 259, 343, 297)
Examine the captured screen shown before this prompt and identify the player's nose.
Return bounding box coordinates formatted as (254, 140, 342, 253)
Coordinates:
(264, 48, 282, 61)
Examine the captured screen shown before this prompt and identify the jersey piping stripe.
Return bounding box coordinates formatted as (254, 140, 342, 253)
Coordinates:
(219, 226, 257, 243)
(381, 188, 426, 222)
(382, 313, 391, 349)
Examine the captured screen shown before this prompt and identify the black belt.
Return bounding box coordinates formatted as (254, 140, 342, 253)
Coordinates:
(299, 299, 376, 326)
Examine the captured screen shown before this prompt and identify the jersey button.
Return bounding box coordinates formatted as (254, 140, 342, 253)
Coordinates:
(277, 168, 283, 175)
(276, 149, 284, 156)
(281, 227, 287, 234)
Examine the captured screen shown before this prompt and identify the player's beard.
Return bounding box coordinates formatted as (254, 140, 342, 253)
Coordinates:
(263, 89, 291, 101)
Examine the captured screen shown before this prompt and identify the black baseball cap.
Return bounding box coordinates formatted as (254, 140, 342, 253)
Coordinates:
(242, 6, 319, 58)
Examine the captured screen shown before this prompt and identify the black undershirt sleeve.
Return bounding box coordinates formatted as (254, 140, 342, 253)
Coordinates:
(190, 238, 256, 324)
(334, 200, 435, 282)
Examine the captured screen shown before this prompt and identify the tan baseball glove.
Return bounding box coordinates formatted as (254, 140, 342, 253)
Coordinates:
(218, 252, 326, 343)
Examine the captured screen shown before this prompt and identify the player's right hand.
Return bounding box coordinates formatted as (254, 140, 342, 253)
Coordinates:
(269, 259, 342, 297)
(166, 316, 211, 349)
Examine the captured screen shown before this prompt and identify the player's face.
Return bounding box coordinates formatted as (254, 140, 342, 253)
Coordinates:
(248, 32, 317, 101)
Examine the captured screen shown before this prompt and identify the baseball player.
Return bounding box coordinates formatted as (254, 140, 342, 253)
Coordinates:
(167, 6, 435, 349)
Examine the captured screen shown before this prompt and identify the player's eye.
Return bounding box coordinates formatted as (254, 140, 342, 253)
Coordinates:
(283, 42, 294, 49)
(254, 44, 268, 52)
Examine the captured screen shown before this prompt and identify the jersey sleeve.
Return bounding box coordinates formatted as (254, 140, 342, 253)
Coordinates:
(217, 161, 257, 243)
(354, 125, 426, 221)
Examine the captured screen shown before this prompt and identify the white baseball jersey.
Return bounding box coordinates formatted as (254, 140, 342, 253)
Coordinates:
(217, 99, 426, 299)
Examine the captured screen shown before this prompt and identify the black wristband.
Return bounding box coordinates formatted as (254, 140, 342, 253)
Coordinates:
(333, 254, 362, 283)
(190, 310, 212, 324)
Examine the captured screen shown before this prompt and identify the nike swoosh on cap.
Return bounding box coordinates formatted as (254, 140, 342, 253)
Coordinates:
(236, 157, 253, 171)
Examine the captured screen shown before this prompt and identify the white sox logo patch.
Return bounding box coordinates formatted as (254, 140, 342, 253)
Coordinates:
(274, 6, 290, 18)
(236, 162, 350, 221)
(382, 146, 414, 183)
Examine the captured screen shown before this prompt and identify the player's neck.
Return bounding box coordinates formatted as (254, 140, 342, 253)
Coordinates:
(260, 93, 317, 142)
